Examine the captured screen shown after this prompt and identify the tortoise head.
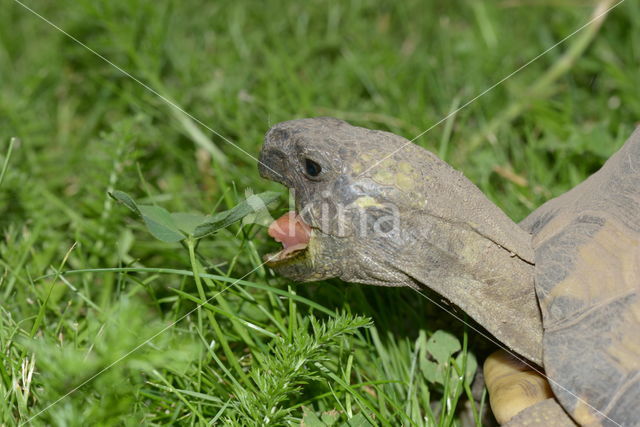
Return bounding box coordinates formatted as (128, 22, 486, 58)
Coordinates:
(259, 117, 543, 363)
(259, 117, 422, 287)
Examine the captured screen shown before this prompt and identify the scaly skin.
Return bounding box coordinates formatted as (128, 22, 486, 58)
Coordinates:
(260, 118, 640, 425)
(259, 117, 544, 365)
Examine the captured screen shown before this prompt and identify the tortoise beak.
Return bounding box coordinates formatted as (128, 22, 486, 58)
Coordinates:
(258, 125, 295, 187)
(258, 149, 289, 186)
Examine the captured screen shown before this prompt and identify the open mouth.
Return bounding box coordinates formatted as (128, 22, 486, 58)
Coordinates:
(264, 211, 312, 266)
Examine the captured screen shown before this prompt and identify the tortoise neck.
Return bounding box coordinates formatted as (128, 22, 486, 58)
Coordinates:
(459, 231, 543, 365)
(399, 216, 544, 365)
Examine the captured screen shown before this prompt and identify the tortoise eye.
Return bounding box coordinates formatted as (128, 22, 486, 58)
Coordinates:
(304, 158, 322, 177)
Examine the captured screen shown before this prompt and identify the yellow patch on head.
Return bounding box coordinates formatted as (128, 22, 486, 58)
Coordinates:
(360, 153, 373, 162)
(396, 173, 415, 192)
(354, 196, 383, 209)
(372, 168, 396, 185)
(351, 161, 363, 174)
(398, 161, 413, 174)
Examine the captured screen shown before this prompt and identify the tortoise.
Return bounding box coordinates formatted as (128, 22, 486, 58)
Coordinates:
(258, 117, 640, 426)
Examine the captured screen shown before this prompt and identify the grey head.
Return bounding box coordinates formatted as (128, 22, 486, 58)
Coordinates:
(259, 117, 543, 364)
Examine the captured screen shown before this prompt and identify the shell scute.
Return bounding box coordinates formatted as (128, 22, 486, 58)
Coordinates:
(522, 127, 640, 425)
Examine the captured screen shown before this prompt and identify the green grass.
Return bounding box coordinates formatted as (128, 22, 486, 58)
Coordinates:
(1, 0, 638, 425)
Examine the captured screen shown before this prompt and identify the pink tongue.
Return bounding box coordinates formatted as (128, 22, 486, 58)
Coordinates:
(268, 212, 311, 251)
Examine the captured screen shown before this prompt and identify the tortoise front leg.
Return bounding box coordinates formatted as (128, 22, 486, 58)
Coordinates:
(484, 350, 575, 426)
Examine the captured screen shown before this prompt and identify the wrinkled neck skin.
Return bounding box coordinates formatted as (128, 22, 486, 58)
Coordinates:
(337, 207, 544, 366)
(401, 212, 542, 365)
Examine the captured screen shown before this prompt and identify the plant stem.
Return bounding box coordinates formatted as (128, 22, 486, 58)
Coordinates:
(0, 137, 17, 189)
(186, 237, 253, 389)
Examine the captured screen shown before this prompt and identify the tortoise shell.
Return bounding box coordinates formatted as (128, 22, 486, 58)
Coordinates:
(520, 128, 640, 426)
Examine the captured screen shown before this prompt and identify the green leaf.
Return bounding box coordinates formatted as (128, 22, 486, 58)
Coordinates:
(302, 407, 327, 427)
(138, 205, 185, 243)
(170, 212, 207, 235)
(419, 330, 462, 385)
(340, 413, 373, 427)
(426, 330, 461, 365)
(111, 190, 281, 242)
(193, 191, 280, 238)
(420, 358, 442, 384)
(417, 329, 442, 384)
(109, 190, 141, 215)
(242, 205, 276, 228)
(110, 191, 184, 242)
(321, 410, 340, 426)
(455, 351, 478, 384)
